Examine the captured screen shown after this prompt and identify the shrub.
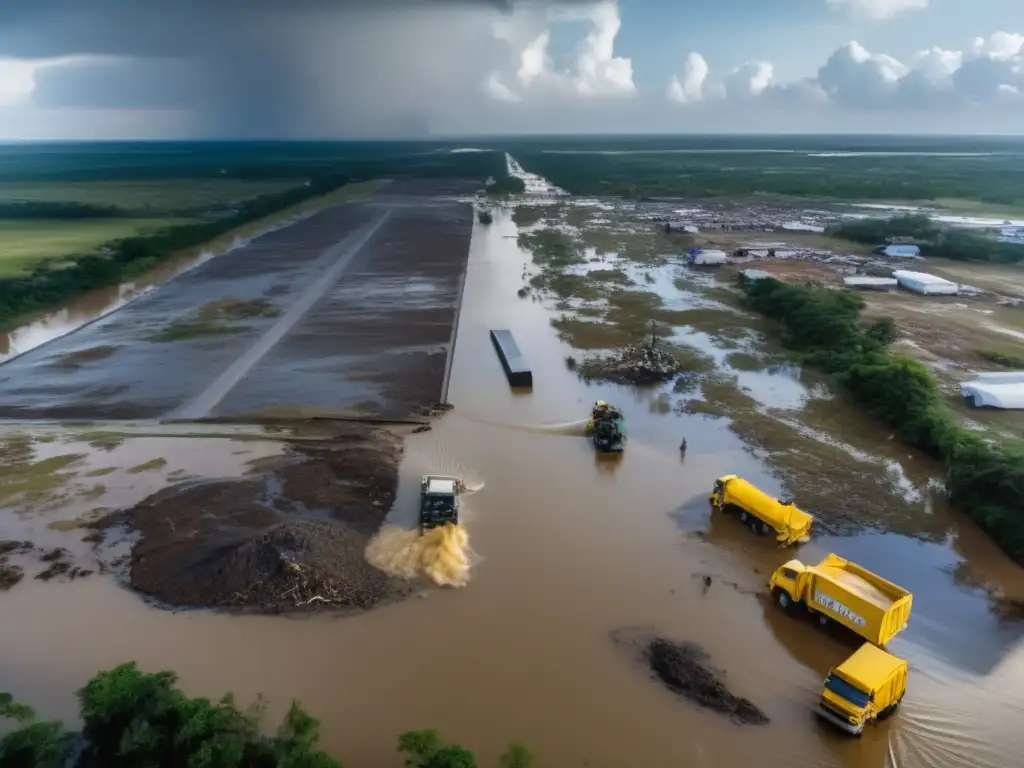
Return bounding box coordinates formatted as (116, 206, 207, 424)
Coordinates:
(740, 276, 1024, 563)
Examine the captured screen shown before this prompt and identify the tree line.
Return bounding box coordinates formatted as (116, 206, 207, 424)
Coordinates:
(0, 662, 533, 768)
(0, 202, 129, 220)
(740, 276, 1024, 563)
(509, 150, 1024, 205)
(830, 214, 1024, 263)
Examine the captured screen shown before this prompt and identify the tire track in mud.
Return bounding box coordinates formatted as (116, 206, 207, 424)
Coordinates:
(172, 210, 394, 420)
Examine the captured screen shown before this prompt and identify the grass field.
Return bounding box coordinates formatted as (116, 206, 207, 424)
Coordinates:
(0, 219, 195, 276)
(0, 179, 301, 214)
(0, 180, 383, 279)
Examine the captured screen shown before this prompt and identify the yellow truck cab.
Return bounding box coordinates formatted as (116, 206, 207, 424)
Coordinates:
(708, 475, 813, 546)
(818, 643, 908, 736)
(768, 554, 913, 646)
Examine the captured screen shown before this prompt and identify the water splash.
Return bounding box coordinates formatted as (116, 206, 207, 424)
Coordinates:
(365, 523, 474, 588)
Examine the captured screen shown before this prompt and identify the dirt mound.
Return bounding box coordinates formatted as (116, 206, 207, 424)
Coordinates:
(579, 344, 682, 385)
(646, 639, 768, 724)
(98, 424, 413, 613)
(183, 520, 410, 610)
(612, 628, 769, 726)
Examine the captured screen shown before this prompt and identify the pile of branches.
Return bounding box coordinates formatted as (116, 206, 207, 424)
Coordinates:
(579, 343, 682, 385)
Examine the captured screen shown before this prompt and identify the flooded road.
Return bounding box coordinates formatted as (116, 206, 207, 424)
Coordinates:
(1, 200, 1023, 766)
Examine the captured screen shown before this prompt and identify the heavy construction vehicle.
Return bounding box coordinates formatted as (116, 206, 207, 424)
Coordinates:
(817, 643, 908, 736)
(586, 401, 626, 453)
(420, 475, 460, 533)
(768, 553, 913, 647)
(708, 475, 813, 545)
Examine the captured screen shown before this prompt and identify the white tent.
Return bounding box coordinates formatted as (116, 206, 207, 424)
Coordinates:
(961, 373, 1024, 409)
(892, 270, 958, 295)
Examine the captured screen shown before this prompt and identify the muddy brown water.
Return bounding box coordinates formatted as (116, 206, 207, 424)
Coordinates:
(0, 205, 1023, 766)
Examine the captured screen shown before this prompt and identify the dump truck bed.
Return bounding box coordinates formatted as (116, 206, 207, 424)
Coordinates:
(808, 554, 912, 645)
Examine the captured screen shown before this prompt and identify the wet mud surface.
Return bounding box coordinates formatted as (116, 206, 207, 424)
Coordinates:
(211, 203, 473, 418)
(613, 627, 770, 726)
(95, 424, 414, 613)
(0, 183, 474, 421)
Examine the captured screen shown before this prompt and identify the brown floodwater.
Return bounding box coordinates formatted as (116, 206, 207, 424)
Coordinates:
(1, 206, 1023, 767)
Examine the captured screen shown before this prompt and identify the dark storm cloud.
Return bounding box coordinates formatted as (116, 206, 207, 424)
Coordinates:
(1, 0, 599, 137)
(0, 0, 589, 57)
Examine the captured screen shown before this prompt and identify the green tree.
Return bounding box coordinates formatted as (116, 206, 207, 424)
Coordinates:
(0, 692, 76, 768)
(499, 742, 535, 768)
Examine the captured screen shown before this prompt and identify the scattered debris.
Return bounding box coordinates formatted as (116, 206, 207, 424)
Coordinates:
(0, 540, 35, 557)
(579, 343, 682, 385)
(0, 565, 23, 590)
(39, 546, 69, 563)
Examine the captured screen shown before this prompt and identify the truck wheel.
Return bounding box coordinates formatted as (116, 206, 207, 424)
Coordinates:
(774, 589, 791, 611)
(740, 511, 749, 523)
(757, 520, 770, 536)
(817, 614, 829, 627)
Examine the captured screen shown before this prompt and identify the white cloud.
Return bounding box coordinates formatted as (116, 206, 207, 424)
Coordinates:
(668, 31, 1024, 113)
(825, 0, 929, 20)
(0, 58, 37, 106)
(0, 55, 101, 107)
(486, 0, 634, 103)
(667, 52, 709, 104)
(486, 71, 520, 102)
(723, 60, 774, 102)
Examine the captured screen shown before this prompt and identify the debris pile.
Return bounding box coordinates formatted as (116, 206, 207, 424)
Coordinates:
(209, 522, 410, 611)
(611, 627, 769, 726)
(579, 343, 682, 385)
(645, 638, 769, 725)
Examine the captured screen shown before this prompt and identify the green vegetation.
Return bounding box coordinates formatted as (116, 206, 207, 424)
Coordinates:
(741, 276, 1024, 562)
(831, 214, 1024, 263)
(0, 202, 126, 220)
(509, 137, 1024, 204)
(978, 349, 1024, 369)
(0, 180, 301, 215)
(0, 180, 342, 329)
(0, 219, 194, 277)
(0, 663, 534, 768)
(518, 230, 583, 268)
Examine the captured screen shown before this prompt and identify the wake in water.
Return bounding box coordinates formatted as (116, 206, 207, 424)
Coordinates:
(365, 523, 474, 587)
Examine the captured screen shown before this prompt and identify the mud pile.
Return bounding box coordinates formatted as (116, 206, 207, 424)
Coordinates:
(612, 627, 769, 726)
(98, 424, 413, 613)
(579, 344, 681, 385)
(646, 639, 769, 725)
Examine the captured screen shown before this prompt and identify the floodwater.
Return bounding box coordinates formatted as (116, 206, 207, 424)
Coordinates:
(1, 206, 1023, 767)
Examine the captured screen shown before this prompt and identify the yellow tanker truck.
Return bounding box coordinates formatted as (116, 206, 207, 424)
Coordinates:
(708, 474, 813, 546)
(768, 553, 913, 647)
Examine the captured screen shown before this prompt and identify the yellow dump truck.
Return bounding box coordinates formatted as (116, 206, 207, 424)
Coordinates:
(768, 553, 913, 646)
(708, 475, 813, 546)
(817, 643, 908, 736)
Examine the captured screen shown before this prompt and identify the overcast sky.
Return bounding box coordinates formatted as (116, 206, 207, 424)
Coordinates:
(0, 0, 1021, 139)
